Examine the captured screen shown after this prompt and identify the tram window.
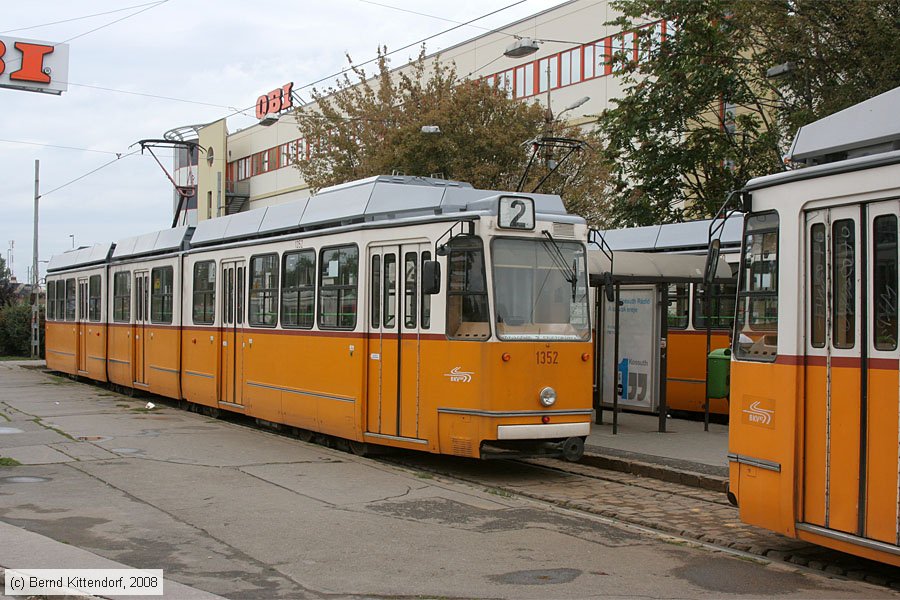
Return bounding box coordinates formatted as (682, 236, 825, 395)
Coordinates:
(693, 282, 736, 330)
(810, 223, 826, 347)
(249, 254, 279, 327)
(47, 281, 56, 320)
(383, 254, 397, 328)
(88, 275, 102, 322)
(734, 212, 779, 361)
(667, 284, 688, 329)
(281, 250, 315, 329)
(150, 266, 174, 324)
(192, 261, 216, 325)
(421, 251, 432, 329)
(873, 215, 898, 351)
(832, 219, 855, 349)
(404, 252, 417, 329)
(113, 272, 131, 323)
(65, 278, 76, 321)
(370, 255, 381, 329)
(447, 237, 490, 340)
(318, 244, 359, 330)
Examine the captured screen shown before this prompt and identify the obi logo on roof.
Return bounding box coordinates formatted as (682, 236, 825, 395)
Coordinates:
(255, 82, 294, 119)
(0, 36, 69, 95)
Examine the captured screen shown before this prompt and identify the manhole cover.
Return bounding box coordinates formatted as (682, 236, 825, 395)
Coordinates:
(112, 448, 142, 454)
(0, 427, 24, 435)
(76, 436, 112, 442)
(2, 476, 50, 484)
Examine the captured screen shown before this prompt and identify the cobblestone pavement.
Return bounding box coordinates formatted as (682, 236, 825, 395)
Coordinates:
(386, 453, 900, 589)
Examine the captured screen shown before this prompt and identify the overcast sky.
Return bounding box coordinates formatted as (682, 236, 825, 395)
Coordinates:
(1, 0, 563, 282)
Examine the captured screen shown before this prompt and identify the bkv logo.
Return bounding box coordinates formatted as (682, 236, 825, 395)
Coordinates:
(742, 398, 775, 428)
(444, 367, 474, 383)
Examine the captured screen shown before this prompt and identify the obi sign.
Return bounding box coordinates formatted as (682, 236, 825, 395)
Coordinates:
(255, 82, 294, 119)
(0, 36, 69, 95)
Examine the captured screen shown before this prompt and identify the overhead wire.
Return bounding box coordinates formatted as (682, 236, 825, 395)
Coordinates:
(41, 150, 143, 198)
(0, 2, 167, 35)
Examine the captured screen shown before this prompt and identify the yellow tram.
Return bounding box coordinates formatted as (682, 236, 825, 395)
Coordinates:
(45, 176, 594, 460)
(728, 88, 900, 565)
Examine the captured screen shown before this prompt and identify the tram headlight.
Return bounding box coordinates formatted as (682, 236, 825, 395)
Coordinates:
(539, 386, 557, 407)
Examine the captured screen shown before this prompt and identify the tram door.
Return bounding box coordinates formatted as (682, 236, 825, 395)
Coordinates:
(77, 278, 89, 373)
(220, 260, 245, 406)
(805, 201, 900, 545)
(367, 244, 428, 439)
(133, 271, 149, 385)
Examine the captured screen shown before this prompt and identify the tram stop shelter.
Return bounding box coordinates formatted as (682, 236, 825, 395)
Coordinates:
(587, 250, 734, 433)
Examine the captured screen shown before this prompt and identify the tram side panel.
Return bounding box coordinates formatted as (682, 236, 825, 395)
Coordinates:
(666, 330, 730, 414)
(107, 267, 134, 387)
(181, 256, 219, 409)
(133, 257, 182, 399)
(45, 276, 77, 375)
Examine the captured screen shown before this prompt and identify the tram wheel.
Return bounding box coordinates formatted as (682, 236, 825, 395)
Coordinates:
(562, 437, 585, 462)
(295, 428, 313, 443)
(201, 406, 220, 419)
(349, 441, 369, 456)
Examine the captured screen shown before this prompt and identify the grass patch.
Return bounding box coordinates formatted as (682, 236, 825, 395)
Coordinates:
(0, 411, 10, 422)
(0, 356, 31, 362)
(33, 418, 75, 441)
(484, 487, 513, 498)
(0, 457, 21, 467)
(415, 472, 434, 480)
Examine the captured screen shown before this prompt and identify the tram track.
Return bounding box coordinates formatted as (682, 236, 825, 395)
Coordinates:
(378, 452, 900, 591)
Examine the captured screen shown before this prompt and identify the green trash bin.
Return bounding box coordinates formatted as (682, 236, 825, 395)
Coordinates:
(707, 347, 732, 399)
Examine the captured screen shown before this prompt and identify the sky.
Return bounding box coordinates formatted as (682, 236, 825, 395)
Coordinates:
(0, 0, 563, 283)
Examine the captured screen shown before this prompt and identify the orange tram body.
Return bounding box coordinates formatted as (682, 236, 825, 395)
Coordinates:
(44, 176, 594, 460)
(728, 92, 900, 566)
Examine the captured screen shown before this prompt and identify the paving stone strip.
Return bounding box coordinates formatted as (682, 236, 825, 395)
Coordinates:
(387, 454, 900, 589)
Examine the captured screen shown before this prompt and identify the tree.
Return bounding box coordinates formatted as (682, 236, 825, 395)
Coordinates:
(598, 0, 900, 226)
(0, 257, 15, 307)
(293, 48, 612, 225)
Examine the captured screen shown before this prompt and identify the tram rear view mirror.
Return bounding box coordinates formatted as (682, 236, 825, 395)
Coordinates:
(602, 272, 615, 303)
(704, 239, 721, 286)
(423, 260, 441, 295)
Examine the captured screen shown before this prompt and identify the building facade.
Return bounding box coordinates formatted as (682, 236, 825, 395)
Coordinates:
(169, 0, 667, 224)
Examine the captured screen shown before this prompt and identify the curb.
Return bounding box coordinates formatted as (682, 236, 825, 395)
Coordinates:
(580, 451, 728, 492)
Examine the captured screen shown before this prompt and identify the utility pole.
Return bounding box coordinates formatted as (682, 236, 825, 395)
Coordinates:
(32, 160, 40, 359)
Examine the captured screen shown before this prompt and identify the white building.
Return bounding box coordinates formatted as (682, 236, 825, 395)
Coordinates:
(169, 0, 667, 225)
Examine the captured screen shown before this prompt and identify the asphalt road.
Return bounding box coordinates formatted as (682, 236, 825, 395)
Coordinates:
(0, 363, 895, 599)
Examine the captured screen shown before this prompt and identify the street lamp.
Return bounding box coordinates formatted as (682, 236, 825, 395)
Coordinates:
(503, 36, 583, 59)
(69, 234, 75, 249)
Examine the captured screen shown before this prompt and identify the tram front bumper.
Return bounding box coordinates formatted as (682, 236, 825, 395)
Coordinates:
(496, 422, 590, 440)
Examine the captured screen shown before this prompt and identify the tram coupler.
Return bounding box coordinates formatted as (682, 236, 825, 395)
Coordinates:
(480, 437, 586, 462)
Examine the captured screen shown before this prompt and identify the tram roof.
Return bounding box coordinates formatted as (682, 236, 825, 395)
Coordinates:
(47, 244, 113, 272)
(190, 175, 571, 247)
(110, 225, 194, 260)
(593, 216, 743, 254)
(787, 85, 900, 165)
(587, 250, 733, 285)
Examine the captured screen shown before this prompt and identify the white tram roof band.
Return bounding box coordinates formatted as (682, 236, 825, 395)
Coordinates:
(48, 175, 582, 272)
(189, 175, 572, 247)
(46, 244, 114, 272)
(587, 250, 733, 286)
(592, 215, 743, 254)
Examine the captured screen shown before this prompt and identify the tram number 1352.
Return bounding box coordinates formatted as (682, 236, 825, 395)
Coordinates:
(536, 351, 559, 365)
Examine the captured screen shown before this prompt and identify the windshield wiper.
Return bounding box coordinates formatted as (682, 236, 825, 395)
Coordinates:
(540, 230, 579, 301)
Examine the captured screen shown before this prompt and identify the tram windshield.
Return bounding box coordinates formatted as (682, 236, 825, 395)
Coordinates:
(492, 238, 590, 341)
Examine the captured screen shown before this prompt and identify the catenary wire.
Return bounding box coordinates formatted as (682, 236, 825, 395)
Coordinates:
(0, 2, 167, 35)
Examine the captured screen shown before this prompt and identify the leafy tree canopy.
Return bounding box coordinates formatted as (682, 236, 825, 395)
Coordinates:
(293, 48, 612, 225)
(0, 257, 16, 307)
(599, 0, 900, 226)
